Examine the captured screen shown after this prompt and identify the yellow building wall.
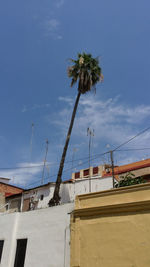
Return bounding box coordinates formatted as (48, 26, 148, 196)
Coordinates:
(0, 192, 5, 212)
(71, 183, 150, 267)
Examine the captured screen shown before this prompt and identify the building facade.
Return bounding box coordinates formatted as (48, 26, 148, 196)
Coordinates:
(103, 158, 150, 181)
(10, 175, 113, 212)
(0, 203, 73, 267)
(71, 183, 150, 267)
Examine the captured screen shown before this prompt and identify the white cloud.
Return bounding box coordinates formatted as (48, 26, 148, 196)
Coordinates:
(42, 18, 62, 39)
(0, 162, 43, 188)
(48, 94, 150, 165)
(45, 19, 59, 32)
(13, 95, 150, 188)
(58, 96, 73, 106)
(22, 104, 50, 113)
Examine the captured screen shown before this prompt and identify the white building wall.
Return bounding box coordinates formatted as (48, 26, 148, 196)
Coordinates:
(0, 203, 73, 267)
(22, 177, 113, 210)
(23, 185, 55, 209)
(60, 176, 113, 203)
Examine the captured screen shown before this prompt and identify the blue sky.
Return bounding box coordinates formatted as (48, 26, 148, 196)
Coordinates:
(0, 0, 150, 187)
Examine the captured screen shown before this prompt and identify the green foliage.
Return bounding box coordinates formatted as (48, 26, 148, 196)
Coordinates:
(115, 172, 146, 188)
(68, 52, 103, 94)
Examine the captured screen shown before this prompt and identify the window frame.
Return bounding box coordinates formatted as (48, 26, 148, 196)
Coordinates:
(0, 240, 4, 263)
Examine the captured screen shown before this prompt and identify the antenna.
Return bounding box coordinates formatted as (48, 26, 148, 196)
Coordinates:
(41, 139, 49, 185)
(87, 128, 94, 192)
(110, 150, 115, 188)
(72, 148, 77, 174)
(87, 128, 94, 168)
(30, 122, 34, 163)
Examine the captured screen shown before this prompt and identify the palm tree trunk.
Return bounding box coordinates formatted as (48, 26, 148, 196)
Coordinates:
(49, 91, 81, 206)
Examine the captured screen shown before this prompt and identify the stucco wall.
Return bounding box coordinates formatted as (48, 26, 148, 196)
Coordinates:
(23, 185, 55, 210)
(0, 203, 73, 267)
(71, 183, 150, 267)
(0, 193, 5, 212)
(22, 177, 113, 211)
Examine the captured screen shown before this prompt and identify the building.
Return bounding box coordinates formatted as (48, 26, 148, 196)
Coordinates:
(72, 164, 111, 180)
(0, 178, 23, 215)
(0, 178, 23, 197)
(6, 193, 23, 213)
(0, 203, 73, 267)
(71, 183, 150, 267)
(6, 166, 113, 213)
(0, 193, 5, 212)
(103, 158, 150, 182)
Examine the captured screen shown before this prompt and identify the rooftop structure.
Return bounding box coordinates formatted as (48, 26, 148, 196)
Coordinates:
(103, 158, 150, 181)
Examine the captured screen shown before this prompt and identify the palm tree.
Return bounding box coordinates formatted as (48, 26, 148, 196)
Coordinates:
(49, 53, 103, 206)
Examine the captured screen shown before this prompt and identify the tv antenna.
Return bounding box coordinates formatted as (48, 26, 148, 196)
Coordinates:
(87, 127, 94, 192)
(30, 122, 34, 163)
(87, 128, 94, 168)
(41, 139, 49, 185)
(72, 147, 78, 173)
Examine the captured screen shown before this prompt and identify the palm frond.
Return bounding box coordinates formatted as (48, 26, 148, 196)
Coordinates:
(67, 52, 103, 94)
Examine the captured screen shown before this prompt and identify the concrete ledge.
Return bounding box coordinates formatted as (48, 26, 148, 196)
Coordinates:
(75, 183, 150, 209)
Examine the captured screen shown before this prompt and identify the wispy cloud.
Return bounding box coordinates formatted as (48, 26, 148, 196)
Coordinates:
(0, 160, 57, 188)
(47, 94, 150, 165)
(58, 96, 73, 106)
(0, 162, 43, 188)
(42, 18, 62, 39)
(22, 104, 51, 113)
(14, 95, 150, 187)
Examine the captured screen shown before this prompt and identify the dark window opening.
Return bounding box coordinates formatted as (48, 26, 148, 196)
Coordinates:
(84, 169, 89, 176)
(75, 172, 80, 179)
(14, 239, 27, 267)
(40, 194, 44, 201)
(0, 240, 4, 263)
(93, 166, 98, 175)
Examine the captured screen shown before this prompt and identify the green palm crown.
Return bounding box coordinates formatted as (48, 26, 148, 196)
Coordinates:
(68, 52, 103, 94)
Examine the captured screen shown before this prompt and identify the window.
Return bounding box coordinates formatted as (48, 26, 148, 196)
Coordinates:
(75, 172, 80, 179)
(83, 169, 89, 176)
(14, 239, 27, 267)
(0, 240, 4, 263)
(40, 194, 44, 201)
(93, 166, 98, 175)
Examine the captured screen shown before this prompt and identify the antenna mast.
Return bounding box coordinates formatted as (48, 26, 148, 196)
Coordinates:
(87, 127, 94, 192)
(87, 128, 94, 169)
(30, 122, 34, 163)
(41, 139, 49, 185)
(72, 148, 77, 174)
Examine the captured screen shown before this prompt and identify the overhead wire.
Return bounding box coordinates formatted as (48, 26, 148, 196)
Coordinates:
(116, 148, 150, 152)
(25, 151, 110, 188)
(0, 151, 110, 170)
(113, 125, 150, 151)
(1, 123, 150, 171)
(2, 125, 150, 188)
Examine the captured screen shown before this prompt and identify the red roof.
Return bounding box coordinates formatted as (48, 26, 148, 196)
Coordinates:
(103, 158, 150, 177)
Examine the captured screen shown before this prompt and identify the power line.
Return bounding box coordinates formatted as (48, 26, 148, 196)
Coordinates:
(113, 126, 150, 151)
(1, 123, 150, 171)
(13, 145, 150, 188)
(0, 151, 109, 170)
(2, 125, 150, 187)
(0, 146, 150, 171)
(116, 148, 150, 152)
(25, 151, 110, 188)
